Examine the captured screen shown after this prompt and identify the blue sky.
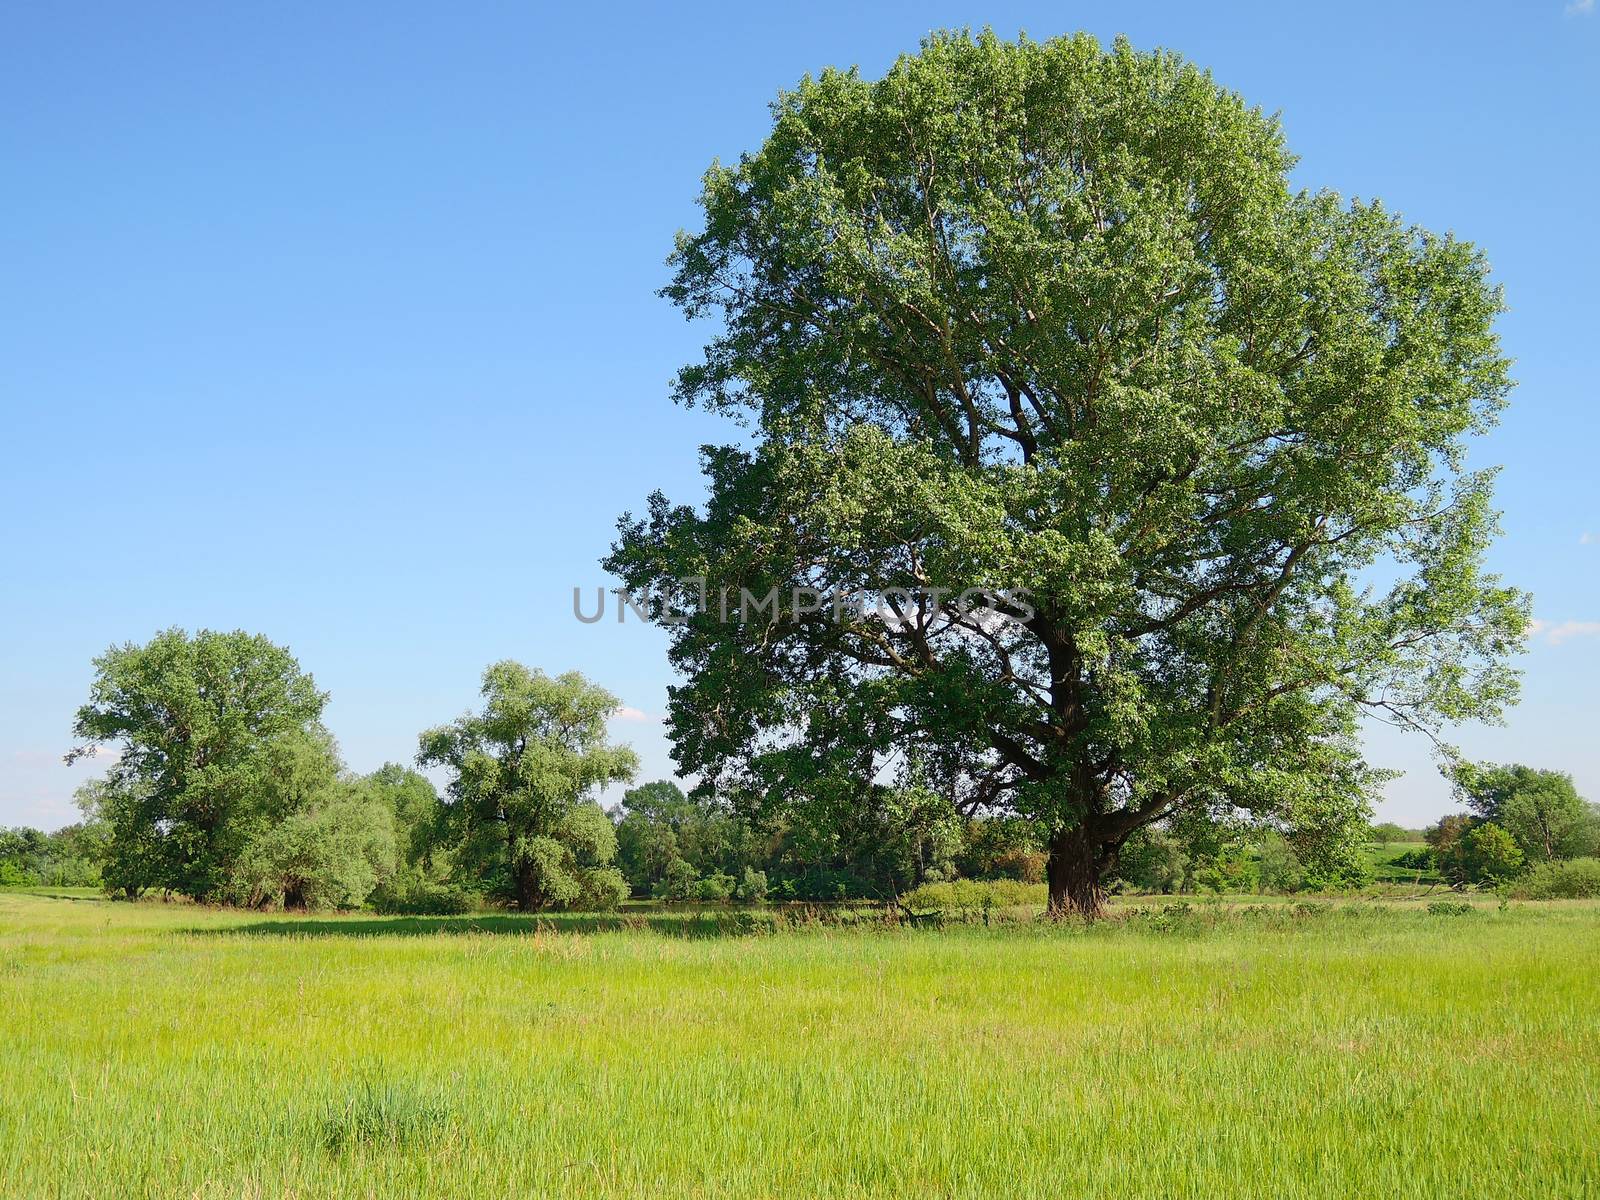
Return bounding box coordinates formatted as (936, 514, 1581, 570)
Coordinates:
(2, 1, 1595, 830)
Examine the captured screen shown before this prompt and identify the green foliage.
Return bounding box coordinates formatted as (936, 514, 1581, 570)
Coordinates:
(0, 823, 103, 888)
(1429, 815, 1527, 886)
(1450, 761, 1596, 863)
(1194, 848, 1258, 895)
(1440, 825, 1523, 889)
(228, 791, 397, 911)
(652, 855, 697, 902)
(737, 866, 768, 903)
(368, 880, 481, 915)
(613, 779, 764, 898)
(1462, 823, 1525, 885)
(694, 872, 736, 902)
(956, 816, 1047, 881)
(902, 878, 1045, 913)
(763, 782, 962, 900)
(607, 30, 1523, 915)
(416, 663, 637, 910)
(1392, 847, 1437, 872)
(1511, 858, 1600, 900)
(1111, 826, 1190, 894)
(579, 866, 631, 912)
(1256, 832, 1305, 894)
(69, 628, 328, 900)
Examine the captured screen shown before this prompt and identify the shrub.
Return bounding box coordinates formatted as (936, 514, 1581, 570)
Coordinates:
(368, 881, 480, 915)
(1462, 824, 1525, 884)
(1427, 900, 1475, 916)
(693, 872, 735, 903)
(902, 879, 1045, 913)
(1256, 832, 1304, 894)
(230, 795, 397, 910)
(1113, 827, 1188, 893)
(737, 867, 768, 903)
(652, 856, 697, 901)
(990, 848, 1047, 883)
(1511, 858, 1600, 900)
(578, 866, 630, 911)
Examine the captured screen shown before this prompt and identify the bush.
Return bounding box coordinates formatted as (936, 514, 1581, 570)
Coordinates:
(578, 866, 630, 911)
(369, 881, 481, 915)
(990, 848, 1047, 883)
(1427, 900, 1475, 916)
(1511, 858, 1600, 900)
(1256, 832, 1304, 894)
(693, 872, 735, 903)
(902, 879, 1045, 913)
(1113, 827, 1188, 893)
(737, 867, 768, 903)
(652, 856, 697, 901)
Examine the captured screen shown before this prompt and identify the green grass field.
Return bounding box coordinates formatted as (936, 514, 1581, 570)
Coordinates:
(3, 893, 1597, 1199)
(1365, 840, 1443, 885)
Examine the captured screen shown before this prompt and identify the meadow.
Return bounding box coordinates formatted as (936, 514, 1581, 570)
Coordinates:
(2, 892, 1597, 1199)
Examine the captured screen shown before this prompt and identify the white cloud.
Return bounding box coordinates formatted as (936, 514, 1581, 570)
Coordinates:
(612, 706, 657, 723)
(1581, 532, 1595, 544)
(1567, 0, 1594, 15)
(1531, 618, 1600, 645)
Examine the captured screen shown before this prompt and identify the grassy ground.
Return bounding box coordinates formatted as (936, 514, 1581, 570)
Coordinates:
(2, 894, 1597, 1199)
(1365, 840, 1443, 885)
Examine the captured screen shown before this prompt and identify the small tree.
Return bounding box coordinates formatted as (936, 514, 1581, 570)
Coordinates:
(1461, 823, 1524, 885)
(654, 855, 697, 901)
(417, 663, 637, 911)
(1429, 815, 1524, 886)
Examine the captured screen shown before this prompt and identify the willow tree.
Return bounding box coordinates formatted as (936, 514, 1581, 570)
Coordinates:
(417, 663, 638, 911)
(606, 31, 1526, 917)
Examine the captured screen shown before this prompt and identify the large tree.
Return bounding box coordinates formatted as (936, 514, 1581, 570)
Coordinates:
(416, 663, 638, 910)
(69, 628, 329, 900)
(605, 31, 1527, 917)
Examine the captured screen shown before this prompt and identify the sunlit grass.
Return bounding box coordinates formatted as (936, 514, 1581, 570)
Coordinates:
(2, 893, 1596, 1198)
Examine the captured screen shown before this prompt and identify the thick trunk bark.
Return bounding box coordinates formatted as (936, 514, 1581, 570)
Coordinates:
(1046, 823, 1107, 920)
(512, 860, 539, 912)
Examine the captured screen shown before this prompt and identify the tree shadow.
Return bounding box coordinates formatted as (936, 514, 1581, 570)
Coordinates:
(190, 909, 830, 940)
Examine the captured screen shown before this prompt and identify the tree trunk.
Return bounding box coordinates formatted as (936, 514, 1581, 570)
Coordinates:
(512, 860, 539, 912)
(1046, 823, 1106, 920)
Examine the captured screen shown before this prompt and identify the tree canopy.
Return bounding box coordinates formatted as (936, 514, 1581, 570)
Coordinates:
(416, 663, 638, 910)
(1448, 761, 1596, 864)
(606, 30, 1527, 916)
(69, 628, 330, 900)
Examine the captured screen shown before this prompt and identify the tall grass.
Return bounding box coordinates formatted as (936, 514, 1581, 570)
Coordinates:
(2, 893, 1597, 1198)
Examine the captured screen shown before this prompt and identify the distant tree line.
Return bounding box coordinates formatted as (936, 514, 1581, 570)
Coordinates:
(0, 823, 103, 888)
(1410, 764, 1600, 889)
(29, 628, 1592, 912)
